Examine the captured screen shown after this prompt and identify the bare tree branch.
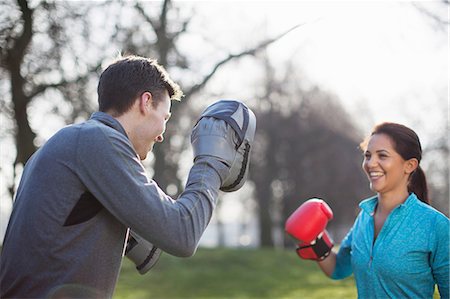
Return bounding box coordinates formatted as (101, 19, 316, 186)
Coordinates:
(171, 18, 190, 40)
(160, 0, 170, 32)
(27, 61, 103, 99)
(184, 22, 308, 98)
(412, 2, 449, 31)
(13, 0, 33, 60)
(135, 1, 157, 31)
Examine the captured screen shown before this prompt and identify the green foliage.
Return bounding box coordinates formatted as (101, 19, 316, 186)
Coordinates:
(115, 248, 357, 299)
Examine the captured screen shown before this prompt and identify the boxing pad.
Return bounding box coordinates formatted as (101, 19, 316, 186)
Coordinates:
(296, 230, 333, 261)
(285, 198, 333, 243)
(125, 230, 162, 275)
(191, 100, 256, 192)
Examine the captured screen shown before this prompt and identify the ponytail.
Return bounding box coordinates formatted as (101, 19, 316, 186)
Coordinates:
(408, 166, 430, 205)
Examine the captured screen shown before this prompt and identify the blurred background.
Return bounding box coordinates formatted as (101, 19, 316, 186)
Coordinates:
(0, 0, 448, 250)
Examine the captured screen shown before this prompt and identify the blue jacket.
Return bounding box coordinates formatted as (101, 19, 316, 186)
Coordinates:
(332, 193, 449, 298)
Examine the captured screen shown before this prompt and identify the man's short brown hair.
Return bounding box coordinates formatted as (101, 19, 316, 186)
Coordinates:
(97, 55, 183, 115)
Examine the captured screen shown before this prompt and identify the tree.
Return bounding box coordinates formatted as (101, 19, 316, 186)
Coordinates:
(2, 0, 36, 174)
(250, 56, 371, 247)
(1, 0, 106, 197)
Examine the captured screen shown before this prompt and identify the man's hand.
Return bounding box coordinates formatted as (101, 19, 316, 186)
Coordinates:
(125, 230, 162, 274)
(191, 100, 256, 192)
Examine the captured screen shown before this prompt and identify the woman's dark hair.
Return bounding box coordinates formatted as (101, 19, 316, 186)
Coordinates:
(97, 55, 183, 115)
(361, 122, 429, 204)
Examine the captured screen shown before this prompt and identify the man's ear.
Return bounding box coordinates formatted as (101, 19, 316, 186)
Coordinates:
(139, 91, 153, 114)
(405, 158, 419, 175)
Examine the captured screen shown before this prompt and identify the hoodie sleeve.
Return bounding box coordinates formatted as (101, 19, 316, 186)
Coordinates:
(76, 120, 222, 257)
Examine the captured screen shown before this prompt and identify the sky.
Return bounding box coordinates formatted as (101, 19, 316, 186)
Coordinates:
(190, 1, 447, 139)
(0, 1, 448, 244)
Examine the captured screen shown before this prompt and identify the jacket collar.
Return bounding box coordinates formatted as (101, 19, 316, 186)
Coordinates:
(359, 192, 418, 216)
(90, 112, 128, 138)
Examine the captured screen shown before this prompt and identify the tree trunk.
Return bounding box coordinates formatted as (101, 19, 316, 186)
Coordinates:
(8, 0, 36, 166)
(256, 184, 274, 247)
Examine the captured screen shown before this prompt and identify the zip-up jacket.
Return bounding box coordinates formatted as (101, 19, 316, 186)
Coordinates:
(332, 193, 449, 298)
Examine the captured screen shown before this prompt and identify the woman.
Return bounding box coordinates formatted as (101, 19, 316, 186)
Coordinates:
(319, 122, 449, 298)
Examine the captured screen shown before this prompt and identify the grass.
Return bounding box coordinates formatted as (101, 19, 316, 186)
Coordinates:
(114, 248, 357, 299)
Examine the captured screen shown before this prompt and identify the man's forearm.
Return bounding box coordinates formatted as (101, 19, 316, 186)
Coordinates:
(153, 159, 223, 257)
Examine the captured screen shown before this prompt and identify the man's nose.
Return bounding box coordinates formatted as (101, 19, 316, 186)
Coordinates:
(155, 134, 164, 143)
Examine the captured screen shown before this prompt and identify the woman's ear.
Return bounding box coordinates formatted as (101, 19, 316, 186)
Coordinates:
(405, 158, 419, 175)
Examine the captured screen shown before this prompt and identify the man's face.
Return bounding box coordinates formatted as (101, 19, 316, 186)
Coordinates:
(138, 90, 171, 160)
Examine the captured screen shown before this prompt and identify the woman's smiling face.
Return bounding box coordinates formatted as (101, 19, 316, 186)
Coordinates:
(362, 133, 412, 196)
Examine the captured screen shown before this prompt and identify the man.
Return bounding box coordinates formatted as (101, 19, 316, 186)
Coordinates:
(0, 55, 256, 298)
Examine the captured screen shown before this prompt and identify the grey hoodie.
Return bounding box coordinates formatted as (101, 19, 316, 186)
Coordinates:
(0, 112, 225, 298)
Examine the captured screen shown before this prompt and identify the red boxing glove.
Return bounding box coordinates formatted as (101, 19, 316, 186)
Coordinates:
(285, 198, 334, 261)
(285, 198, 333, 243)
(296, 230, 333, 261)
